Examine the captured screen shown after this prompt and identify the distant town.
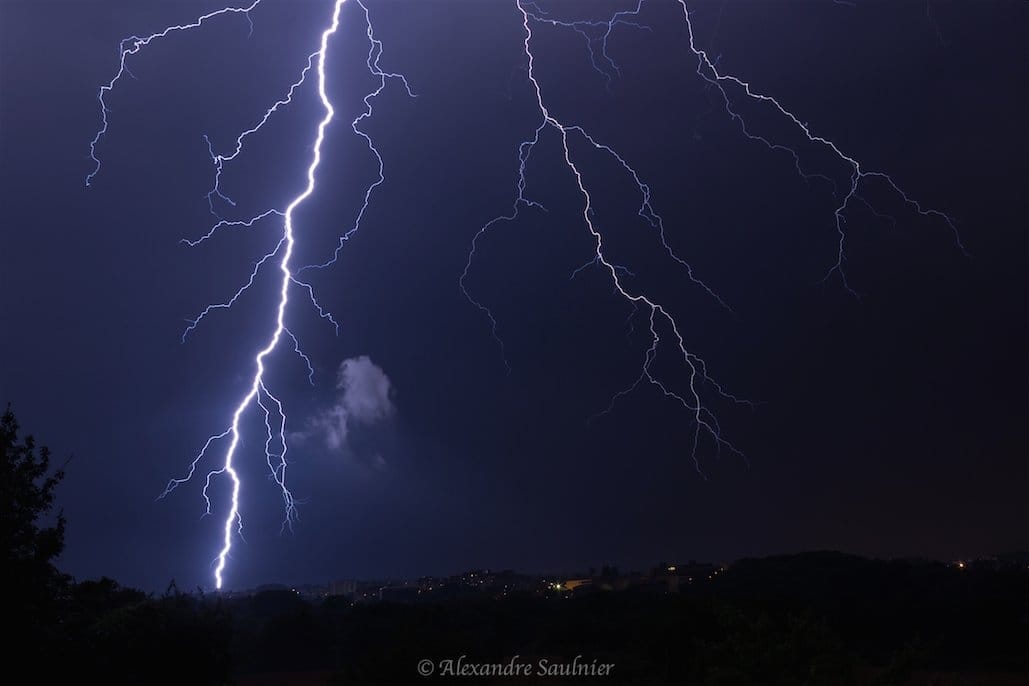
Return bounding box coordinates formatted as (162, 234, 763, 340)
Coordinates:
(230, 552, 1029, 603)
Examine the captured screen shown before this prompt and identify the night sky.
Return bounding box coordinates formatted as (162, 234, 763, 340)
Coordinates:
(1, 0, 1025, 592)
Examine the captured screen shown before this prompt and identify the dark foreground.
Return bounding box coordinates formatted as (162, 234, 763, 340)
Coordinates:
(17, 552, 1028, 685)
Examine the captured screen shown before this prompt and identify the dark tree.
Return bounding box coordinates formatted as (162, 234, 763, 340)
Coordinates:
(0, 405, 68, 653)
(0, 407, 236, 683)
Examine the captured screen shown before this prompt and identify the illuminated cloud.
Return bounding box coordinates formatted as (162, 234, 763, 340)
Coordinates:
(309, 355, 395, 452)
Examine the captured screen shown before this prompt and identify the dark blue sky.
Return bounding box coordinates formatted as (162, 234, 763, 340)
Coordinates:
(1, 0, 1025, 592)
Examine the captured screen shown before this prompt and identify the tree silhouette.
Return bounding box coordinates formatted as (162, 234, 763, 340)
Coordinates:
(1, 405, 68, 657)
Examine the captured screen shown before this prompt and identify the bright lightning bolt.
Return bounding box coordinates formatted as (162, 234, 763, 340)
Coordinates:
(196, 0, 341, 591)
(88, 0, 406, 589)
(301, 0, 415, 273)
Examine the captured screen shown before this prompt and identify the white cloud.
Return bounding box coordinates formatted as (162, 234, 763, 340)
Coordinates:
(337, 355, 394, 423)
(305, 355, 395, 453)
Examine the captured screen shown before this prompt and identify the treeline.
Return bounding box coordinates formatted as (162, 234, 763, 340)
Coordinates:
(20, 553, 1024, 685)
(3, 406, 231, 684)
(219, 553, 1027, 685)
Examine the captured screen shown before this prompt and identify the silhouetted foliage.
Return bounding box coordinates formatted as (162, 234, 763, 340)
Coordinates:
(1, 405, 68, 659)
(211, 556, 1026, 685)
(81, 585, 233, 685)
(1, 407, 233, 683)
(705, 551, 1029, 674)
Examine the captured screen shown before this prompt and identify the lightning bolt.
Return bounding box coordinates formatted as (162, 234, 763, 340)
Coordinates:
(462, 0, 962, 471)
(464, 1, 747, 472)
(520, 0, 650, 90)
(89, 0, 406, 589)
(301, 0, 415, 273)
(86, 1, 262, 189)
(674, 0, 966, 294)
